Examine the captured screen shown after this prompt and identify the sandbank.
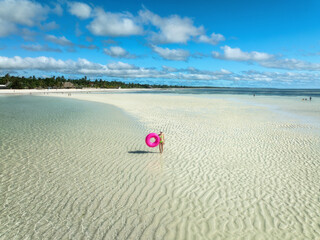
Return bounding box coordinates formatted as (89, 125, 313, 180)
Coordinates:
(48, 92, 320, 239)
(1, 92, 319, 239)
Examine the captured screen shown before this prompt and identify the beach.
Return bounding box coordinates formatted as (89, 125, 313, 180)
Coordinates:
(1, 91, 320, 239)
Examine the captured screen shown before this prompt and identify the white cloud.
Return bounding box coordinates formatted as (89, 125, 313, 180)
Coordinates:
(52, 4, 63, 16)
(241, 70, 319, 83)
(20, 28, 37, 41)
(221, 69, 232, 74)
(0, 0, 65, 38)
(107, 61, 138, 70)
(87, 8, 143, 37)
(0, 56, 227, 79)
(212, 45, 320, 71)
(198, 32, 225, 45)
(104, 46, 136, 58)
(21, 44, 62, 52)
(0, 0, 48, 27)
(0, 0, 50, 37)
(40, 21, 59, 31)
(0, 56, 75, 70)
(212, 46, 274, 61)
(68, 2, 92, 19)
(45, 35, 74, 46)
(0, 19, 17, 37)
(152, 45, 190, 61)
(139, 8, 204, 44)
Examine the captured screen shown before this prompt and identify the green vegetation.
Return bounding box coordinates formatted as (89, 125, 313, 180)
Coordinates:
(0, 74, 184, 89)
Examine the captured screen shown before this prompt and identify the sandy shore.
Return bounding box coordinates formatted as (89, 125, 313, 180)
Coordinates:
(49, 92, 320, 239)
(1, 92, 320, 239)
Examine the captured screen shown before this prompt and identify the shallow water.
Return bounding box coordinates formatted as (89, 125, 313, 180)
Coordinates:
(92, 88, 320, 97)
(0, 96, 160, 239)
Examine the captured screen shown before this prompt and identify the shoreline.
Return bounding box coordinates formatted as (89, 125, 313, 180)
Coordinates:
(1, 88, 319, 98)
(41, 91, 320, 131)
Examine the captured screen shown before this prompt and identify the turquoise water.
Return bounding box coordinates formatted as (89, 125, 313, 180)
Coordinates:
(0, 95, 144, 160)
(0, 96, 153, 239)
(93, 88, 320, 97)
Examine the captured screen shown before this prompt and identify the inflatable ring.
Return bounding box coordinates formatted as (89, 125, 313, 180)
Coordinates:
(145, 133, 160, 147)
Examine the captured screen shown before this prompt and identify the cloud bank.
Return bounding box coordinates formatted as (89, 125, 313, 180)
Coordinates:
(212, 46, 320, 71)
(0, 56, 319, 86)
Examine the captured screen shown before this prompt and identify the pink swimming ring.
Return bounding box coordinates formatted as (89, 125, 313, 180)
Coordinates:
(145, 133, 160, 147)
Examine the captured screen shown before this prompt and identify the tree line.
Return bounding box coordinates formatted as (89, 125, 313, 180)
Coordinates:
(0, 74, 185, 89)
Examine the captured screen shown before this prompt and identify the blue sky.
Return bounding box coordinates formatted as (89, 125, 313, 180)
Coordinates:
(0, 0, 320, 88)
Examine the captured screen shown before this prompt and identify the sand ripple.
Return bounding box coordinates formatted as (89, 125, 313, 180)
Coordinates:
(1, 94, 320, 239)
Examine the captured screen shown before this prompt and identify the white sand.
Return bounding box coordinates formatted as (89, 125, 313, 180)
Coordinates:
(46, 92, 320, 239)
(2, 91, 319, 239)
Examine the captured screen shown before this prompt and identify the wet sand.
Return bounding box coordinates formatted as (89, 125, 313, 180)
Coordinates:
(1, 93, 320, 239)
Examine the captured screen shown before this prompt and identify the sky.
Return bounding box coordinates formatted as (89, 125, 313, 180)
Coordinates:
(0, 0, 320, 88)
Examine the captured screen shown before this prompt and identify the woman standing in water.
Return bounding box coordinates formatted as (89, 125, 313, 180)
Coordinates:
(159, 131, 165, 153)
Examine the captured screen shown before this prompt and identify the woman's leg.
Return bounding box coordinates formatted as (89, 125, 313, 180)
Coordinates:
(159, 143, 162, 153)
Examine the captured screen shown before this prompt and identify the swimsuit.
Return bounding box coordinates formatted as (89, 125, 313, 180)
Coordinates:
(159, 135, 164, 143)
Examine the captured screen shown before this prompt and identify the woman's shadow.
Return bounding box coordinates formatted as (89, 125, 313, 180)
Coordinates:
(128, 150, 157, 154)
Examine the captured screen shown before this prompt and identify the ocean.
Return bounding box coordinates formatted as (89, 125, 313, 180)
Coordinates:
(96, 87, 320, 97)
